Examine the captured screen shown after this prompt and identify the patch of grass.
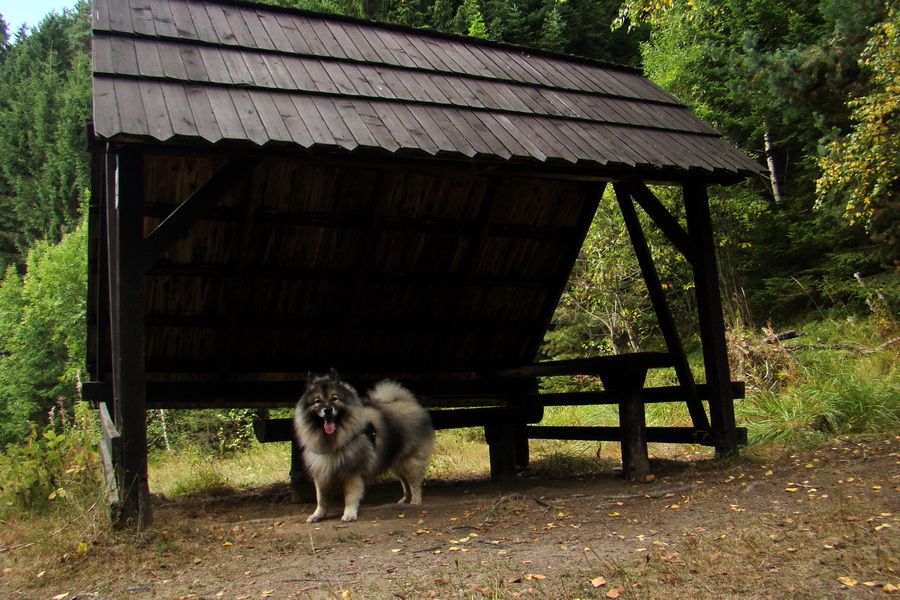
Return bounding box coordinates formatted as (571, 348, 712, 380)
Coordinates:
(149, 441, 291, 497)
(738, 317, 899, 450)
(428, 428, 490, 478)
(151, 446, 233, 497)
(524, 440, 615, 478)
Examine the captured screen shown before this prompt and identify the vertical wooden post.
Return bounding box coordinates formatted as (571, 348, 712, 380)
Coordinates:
(484, 423, 517, 482)
(683, 181, 739, 456)
(106, 147, 152, 529)
(600, 368, 650, 481)
(289, 439, 311, 503)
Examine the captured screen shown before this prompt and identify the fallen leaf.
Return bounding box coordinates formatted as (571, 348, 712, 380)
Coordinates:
(591, 576, 607, 588)
(607, 586, 626, 599)
(837, 576, 858, 587)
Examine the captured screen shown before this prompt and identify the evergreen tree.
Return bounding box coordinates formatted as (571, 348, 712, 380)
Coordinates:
(538, 2, 567, 51)
(0, 3, 92, 266)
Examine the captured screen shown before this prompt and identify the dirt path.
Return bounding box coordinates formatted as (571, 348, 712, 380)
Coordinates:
(4, 436, 899, 599)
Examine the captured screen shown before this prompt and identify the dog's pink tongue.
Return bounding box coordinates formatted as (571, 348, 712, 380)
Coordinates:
(324, 421, 336, 435)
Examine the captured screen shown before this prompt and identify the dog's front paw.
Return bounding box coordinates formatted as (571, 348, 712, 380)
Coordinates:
(306, 512, 326, 523)
(340, 512, 358, 523)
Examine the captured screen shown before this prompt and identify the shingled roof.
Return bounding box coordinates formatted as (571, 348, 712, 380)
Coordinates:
(91, 0, 762, 180)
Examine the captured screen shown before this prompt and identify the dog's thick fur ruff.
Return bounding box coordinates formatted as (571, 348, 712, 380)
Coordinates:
(293, 369, 435, 523)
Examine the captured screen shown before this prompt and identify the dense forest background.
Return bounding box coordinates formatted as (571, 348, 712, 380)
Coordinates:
(0, 0, 896, 449)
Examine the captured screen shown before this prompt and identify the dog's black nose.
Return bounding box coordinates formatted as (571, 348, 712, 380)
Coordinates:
(322, 406, 334, 416)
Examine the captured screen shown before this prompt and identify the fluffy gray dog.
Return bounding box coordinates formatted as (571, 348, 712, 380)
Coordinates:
(293, 369, 435, 523)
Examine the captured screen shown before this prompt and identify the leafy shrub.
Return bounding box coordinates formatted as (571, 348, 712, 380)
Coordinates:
(0, 401, 99, 516)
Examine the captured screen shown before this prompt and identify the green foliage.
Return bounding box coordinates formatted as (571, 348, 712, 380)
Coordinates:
(817, 2, 900, 246)
(0, 401, 100, 516)
(147, 408, 260, 454)
(271, 0, 646, 63)
(544, 186, 702, 362)
(0, 216, 87, 448)
(630, 0, 896, 322)
(0, 3, 92, 265)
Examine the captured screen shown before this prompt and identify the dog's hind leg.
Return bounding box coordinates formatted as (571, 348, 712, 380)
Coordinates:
(341, 475, 366, 522)
(306, 480, 330, 523)
(393, 465, 424, 504)
(396, 475, 412, 504)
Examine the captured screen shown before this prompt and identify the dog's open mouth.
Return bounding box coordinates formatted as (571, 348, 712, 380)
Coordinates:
(323, 416, 336, 435)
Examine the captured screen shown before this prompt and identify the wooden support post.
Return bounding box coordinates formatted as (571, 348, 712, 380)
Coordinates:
(484, 423, 517, 482)
(683, 181, 740, 456)
(289, 439, 311, 504)
(106, 147, 152, 529)
(504, 376, 540, 472)
(600, 369, 650, 481)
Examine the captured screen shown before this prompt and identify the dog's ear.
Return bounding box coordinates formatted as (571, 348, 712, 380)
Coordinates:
(328, 367, 340, 381)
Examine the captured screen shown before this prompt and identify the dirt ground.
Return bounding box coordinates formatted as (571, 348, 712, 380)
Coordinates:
(4, 435, 899, 600)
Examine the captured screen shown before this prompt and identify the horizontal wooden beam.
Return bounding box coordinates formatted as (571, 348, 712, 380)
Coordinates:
(527, 425, 748, 446)
(133, 379, 516, 408)
(495, 352, 675, 378)
(532, 382, 744, 406)
(83, 379, 743, 410)
(254, 405, 544, 443)
(142, 204, 580, 242)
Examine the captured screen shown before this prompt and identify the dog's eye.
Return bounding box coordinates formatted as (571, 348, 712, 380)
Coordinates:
(330, 395, 340, 403)
(311, 396, 322, 405)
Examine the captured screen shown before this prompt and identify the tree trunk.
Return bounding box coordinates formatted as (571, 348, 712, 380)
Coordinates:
(764, 125, 784, 204)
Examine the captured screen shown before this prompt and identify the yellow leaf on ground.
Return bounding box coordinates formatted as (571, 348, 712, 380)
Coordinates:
(591, 576, 607, 588)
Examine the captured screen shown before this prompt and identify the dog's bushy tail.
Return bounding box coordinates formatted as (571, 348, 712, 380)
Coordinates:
(367, 380, 416, 405)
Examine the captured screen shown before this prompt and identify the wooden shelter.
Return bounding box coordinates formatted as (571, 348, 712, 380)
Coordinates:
(85, 0, 765, 528)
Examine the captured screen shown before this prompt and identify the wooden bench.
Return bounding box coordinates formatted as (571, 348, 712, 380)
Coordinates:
(497, 352, 746, 480)
(253, 352, 746, 498)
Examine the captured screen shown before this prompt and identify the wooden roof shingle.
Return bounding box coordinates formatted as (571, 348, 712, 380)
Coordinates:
(91, 0, 763, 179)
